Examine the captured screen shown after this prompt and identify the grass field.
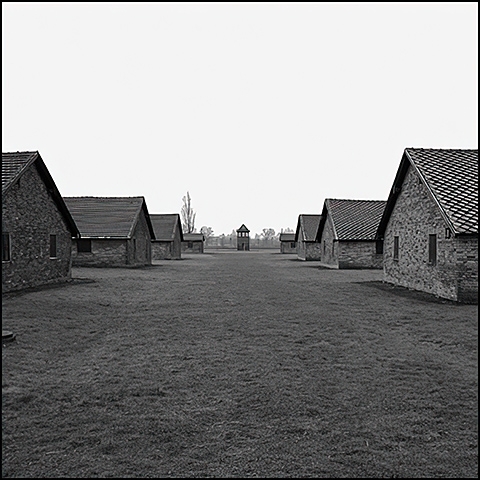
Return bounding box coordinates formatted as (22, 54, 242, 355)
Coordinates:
(2, 250, 478, 478)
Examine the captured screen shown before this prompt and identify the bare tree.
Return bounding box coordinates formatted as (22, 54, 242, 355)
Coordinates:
(181, 191, 196, 234)
(262, 228, 276, 240)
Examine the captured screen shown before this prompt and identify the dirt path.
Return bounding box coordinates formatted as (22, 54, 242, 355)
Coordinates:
(2, 250, 478, 478)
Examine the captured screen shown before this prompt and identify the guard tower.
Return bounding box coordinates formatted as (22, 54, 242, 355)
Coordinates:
(236, 224, 250, 251)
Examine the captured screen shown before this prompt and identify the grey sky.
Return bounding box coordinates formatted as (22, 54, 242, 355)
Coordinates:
(2, 2, 478, 236)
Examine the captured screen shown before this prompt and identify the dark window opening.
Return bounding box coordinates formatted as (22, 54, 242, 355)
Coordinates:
(50, 234, 57, 258)
(2, 233, 11, 262)
(429, 234, 437, 266)
(77, 239, 92, 253)
(290, 242, 296, 248)
(376, 239, 383, 254)
(393, 236, 399, 261)
(188, 242, 193, 248)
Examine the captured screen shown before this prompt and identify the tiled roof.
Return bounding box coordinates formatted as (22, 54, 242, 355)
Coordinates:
(183, 233, 204, 241)
(3, 151, 79, 236)
(279, 233, 295, 242)
(64, 196, 148, 238)
(296, 214, 321, 242)
(405, 148, 478, 234)
(326, 199, 387, 241)
(2, 151, 39, 192)
(150, 214, 182, 241)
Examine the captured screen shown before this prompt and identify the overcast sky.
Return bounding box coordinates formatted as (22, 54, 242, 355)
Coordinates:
(2, 2, 478, 236)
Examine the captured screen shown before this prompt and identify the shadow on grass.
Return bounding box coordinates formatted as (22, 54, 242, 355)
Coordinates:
(2, 277, 96, 299)
(359, 280, 461, 305)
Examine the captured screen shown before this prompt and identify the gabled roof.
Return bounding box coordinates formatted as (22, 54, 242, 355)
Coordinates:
(183, 233, 205, 241)
(150, 214, 184, 242)
(377, 148, 478, 238)
(2, 151, 38, 192)
(237, 224, 250, 232)
(317, 199, 386, 242)
(279, 233, 296, 242)
(63, 196, 155, 239)
(295, 214, 321, 242)
(2, 151, 79, 237)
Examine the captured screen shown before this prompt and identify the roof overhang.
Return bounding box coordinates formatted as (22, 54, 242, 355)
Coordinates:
(376, 150, 458, 240)
(4, 152, 80, 238)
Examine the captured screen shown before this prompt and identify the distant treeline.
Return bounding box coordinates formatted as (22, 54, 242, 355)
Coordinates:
(205, 229, 293, 249)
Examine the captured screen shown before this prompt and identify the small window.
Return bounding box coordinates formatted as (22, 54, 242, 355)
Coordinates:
(77, 239, 92, 253)
(290, 242, 296, 248)
(393, 236, 399, 261)
(2, 233, 11, 262)
(445, 228, 452, 239)
(428, 234, 437, 266)
(188, 242, 193, 248)
(50, 234, 57, 258)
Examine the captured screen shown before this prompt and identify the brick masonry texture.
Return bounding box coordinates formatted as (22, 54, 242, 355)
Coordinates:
(152, 227, 181, 259)
(2, 163, 73, 292)
(237, 237, 250, 251)
(280, 242, 296, 254)
(319, 209, 383, 269)
(383, 164, 478, 303)
(182, 241, 204, 253)
(338, 241, 383, 269)
(72, 209, 152, 267)
(297, 240, 322, 260)
(319, 214, 338, 267)
(127, 210, 152, 266)
(72, 239, 127, 267)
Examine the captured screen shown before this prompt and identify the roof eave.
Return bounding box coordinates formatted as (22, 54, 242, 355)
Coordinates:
(376, 152, 411, 239)
(317, 200, 338, 241)
(129, 198, 156, 240)
(404, 149, 458, 235)
(33, 153, 80, 238)
(176, 214, 184, 241)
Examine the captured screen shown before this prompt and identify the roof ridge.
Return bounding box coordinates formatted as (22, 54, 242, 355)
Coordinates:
(63, 196, 145, 200)
(2, 150, 39, 155)
(326, 198, 386, 203)
(406, 147, 478, 152)
(150, 213, 179, 216)
(378, 149, 478, 237)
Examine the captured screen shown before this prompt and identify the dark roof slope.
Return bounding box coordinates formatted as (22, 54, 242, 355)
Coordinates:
(237, 224, 250, 232)
(377, 148, 478, 237)
(318, 199, 387, 241)
(2, 151, 79, 237)
(64, 196, 154, 239)
(183, 233, 205, 241)
(150, 214, 183, 242)
(279, 233, 296, 242)
(295, 214, 321, 242)
(2, 151, 38, 192)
